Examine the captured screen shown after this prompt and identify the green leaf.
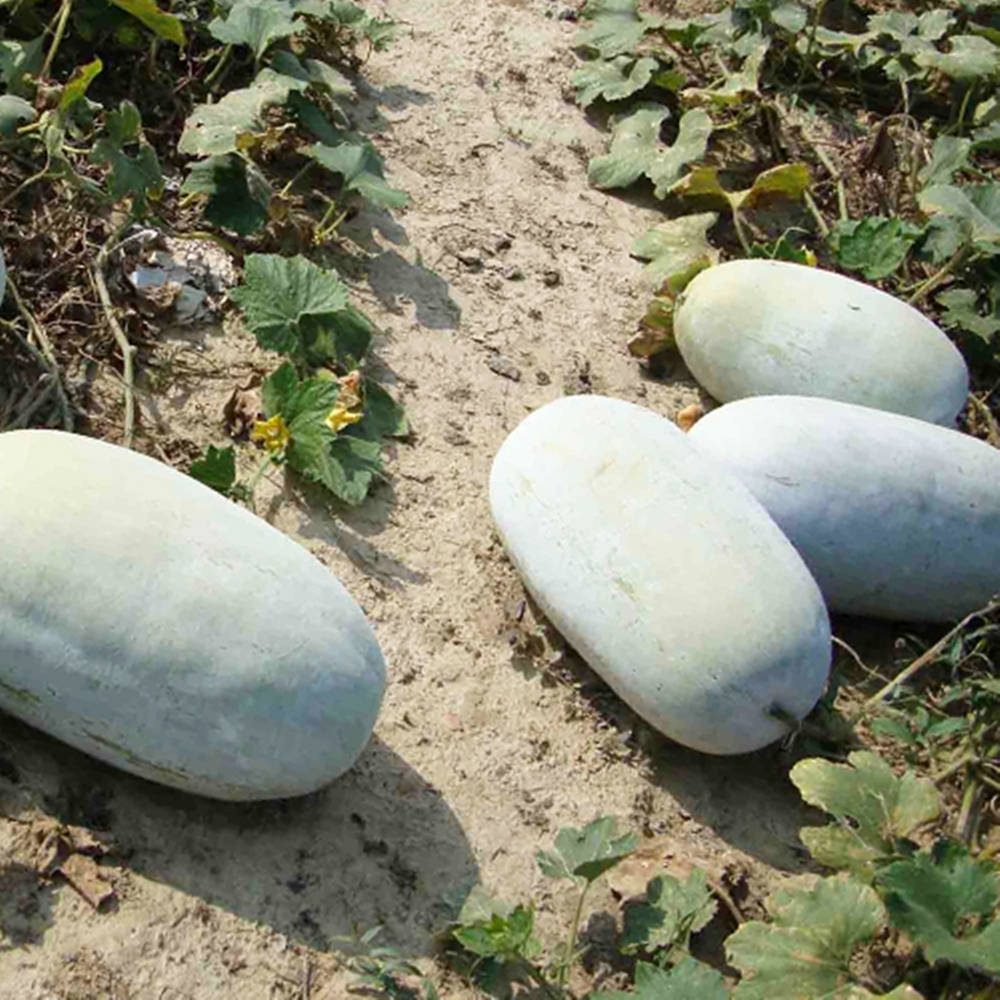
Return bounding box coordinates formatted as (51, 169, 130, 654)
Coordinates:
(592, 957, 728, 1000)
(326, 435, 384, 505)
(916, 35, 1000, 81)
(587, 106, 711, 196)
(919, 137, 973, 187)
(457, 885, 515, 925)
(728, 877, 907, 1000)
(209, 0, 299, 60)
(588, 104, 671, 189)
(189, 445, 237, 495)
(90, 100, 163, 210)
(361, 16, 396, 50)
(357, 380, 409, 440)
(453, 903, 541, 962)
(685, 37, 769, 105)
(620, 871, 717, 957)
(178, 77, 294, 156)
(108, 0, 186, 44)
(261, 361, 299, 415)
(301, 306, 373, 368)
(304, 140, 409, 210)
(59, 59, 102, 112)
(936, 286, 1000, 343)
(0, 37, 44, 97)
(259, 365, 381, 504)
(632, 212, 719, 287)
(230, 254, 350, 355)
(536, 816, 638, 884)
(576, 0, 658, 58)
(648, 109, 713, 198)
(973, 120, 1000, 151)
(919, 183, 1000, 250)
(868, 11, 919, 42)
(571, 55, 657, 108)
(878, 843, 1000, 974)
(771, 1, 807, 33)
(918, 8, 954, 41)
(0, 95, 36, 135)
(748, 232, 815, 264)
(270, 50, 355, 97)
(829, 216, 922, 280)
(790, 752, 941, 879)
(180, 155, 271, 236)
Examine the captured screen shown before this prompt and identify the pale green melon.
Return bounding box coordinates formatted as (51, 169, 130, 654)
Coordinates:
(0, 430, 386, 800)
(489, 395, 831, 755)
(674, 260, 969, 425)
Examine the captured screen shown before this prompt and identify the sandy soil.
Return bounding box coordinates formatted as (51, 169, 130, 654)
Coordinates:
(0, 1, 828, 995)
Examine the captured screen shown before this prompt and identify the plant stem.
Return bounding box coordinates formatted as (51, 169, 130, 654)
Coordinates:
(559, 881, 591, 988)
(279, 162, 314, 199)
(41, 0, 73, 80)
(4, 278, 74, 430)
(204, 44, 233, 88)
(803, 189, 829, 238)
(93, 225, 137, 448)
(798, 0, 828, 88)
(956, 85, 974, 135)
(0, 166, 50, 210)
(907, 245, 972, 306)
(246, 452, 277, 508)
(855, 599, 1000, 720)
(728, 204, 753, 255)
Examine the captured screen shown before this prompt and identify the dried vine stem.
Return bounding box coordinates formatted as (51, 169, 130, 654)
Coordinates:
(4, 276, 74, 431)
(854, 597, 1000, 720)
(92, 231, 135, 448)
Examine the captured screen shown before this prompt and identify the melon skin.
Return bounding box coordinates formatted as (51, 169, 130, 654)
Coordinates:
(688, 395, 1000, 622)
(488, 395, 831, 755)
(0, 430, 386, 800)
(673, 259, 969, 426)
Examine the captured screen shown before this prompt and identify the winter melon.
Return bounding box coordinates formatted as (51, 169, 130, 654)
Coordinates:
(0, 430, 386, 800)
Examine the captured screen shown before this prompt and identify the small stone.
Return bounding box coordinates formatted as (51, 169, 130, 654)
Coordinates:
(542, 269, 562, 287)
(557, 7, 578, 20)
(487, 355, 522, 382)
(456, 249, 483, 269)
(504, 266, 525, 281)
(535, 371, 551, 386)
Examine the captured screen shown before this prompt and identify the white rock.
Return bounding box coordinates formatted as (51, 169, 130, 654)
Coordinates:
(489, 395, 831, 755)
(689, 395, 1000, 622)
(674, 260, 969, 425)
(0, 430, 386, 800)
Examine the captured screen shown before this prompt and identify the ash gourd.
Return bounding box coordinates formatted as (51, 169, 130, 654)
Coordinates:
(0, 430, 386, 800)
(688, 396, 1000, 623)
(489, 394, 831, 755)
(673, 259, 969, 425)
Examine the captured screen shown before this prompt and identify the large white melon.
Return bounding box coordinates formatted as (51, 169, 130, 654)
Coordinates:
(673, 259, 969, 425)
(0, 430, 386, 800)
(688, 395, 1000, 622)
(489, 395, 831, 755)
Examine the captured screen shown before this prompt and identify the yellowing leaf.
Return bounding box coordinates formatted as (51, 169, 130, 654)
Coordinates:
(791, 752, 940, 879)
(108, 0, 186, 45)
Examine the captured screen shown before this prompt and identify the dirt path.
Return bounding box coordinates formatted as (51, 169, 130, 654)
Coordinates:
(0, 2, 820, 996)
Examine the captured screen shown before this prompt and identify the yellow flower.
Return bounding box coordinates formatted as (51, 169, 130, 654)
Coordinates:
(250, 414, 291, 453)
(804, 249, 818, 267)
(324, 405, 363, 433)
